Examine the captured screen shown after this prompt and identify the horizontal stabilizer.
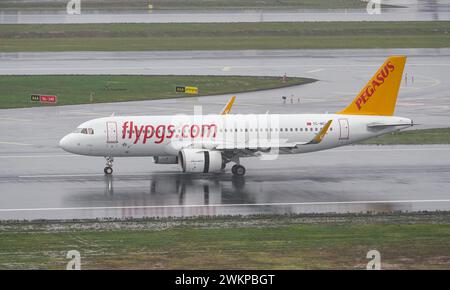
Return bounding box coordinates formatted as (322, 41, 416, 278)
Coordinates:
(367, 122, 412, 128)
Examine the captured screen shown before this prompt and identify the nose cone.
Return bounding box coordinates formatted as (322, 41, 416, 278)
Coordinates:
(59, 134, 76, 153)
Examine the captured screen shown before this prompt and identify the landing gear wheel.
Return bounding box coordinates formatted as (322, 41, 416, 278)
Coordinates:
(104, 166, 113, 175)
(104, 156, 114, 174)
(232, 164, 246, 176)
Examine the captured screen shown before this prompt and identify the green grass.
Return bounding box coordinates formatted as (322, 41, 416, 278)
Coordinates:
(0, 75, 315, 109)
(0, 21, 449, 52)
(0, 213, 449, 269)
(360, 128, 450, 145)
(0, 0, 400, 11)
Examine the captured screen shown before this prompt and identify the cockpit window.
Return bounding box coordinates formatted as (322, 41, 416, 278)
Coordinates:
(74, 128, 94, 134)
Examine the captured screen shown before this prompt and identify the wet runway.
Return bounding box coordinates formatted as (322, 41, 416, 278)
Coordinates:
(1, 48, 450, 220)
(1, 145, 450, 220)
(1, 0, 449, 24)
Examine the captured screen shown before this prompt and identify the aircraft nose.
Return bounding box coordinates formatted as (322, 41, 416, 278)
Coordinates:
(59, 134, 74, 152)
(59, 135, 69, 150)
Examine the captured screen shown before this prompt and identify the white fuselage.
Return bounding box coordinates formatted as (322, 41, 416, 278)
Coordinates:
(59, 114, 412, 157)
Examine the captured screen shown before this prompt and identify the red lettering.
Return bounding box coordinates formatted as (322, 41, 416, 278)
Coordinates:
(355, 97, 363, 109)
(122, 121, 128, 139)
(366, 86, 375, 97)
(155, 125, 166, 144)
(128, 121, 134, 139)
(166, 125, 175, 138)
(182, 125, 190, 138)
(134, 125, 144, 144)
(371, 79, 381, 89)
(381, 66, 389, 78)
(190, 125, 200, 138)
(376, 73, 385, 84)
(387, 61, 395, 72)
(202, 124, 217, 138)
(142, 125, 154, 144)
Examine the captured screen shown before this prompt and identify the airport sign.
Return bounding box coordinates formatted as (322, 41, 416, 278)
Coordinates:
(176, 86, 198, 94)
(30, 94, 58, 104)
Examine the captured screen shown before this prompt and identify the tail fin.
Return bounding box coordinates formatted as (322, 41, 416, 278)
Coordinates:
(338, 56, 406, 116)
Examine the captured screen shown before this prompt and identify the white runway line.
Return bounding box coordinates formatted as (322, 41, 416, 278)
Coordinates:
(307, 68, 324, 73)
(0, 141, 33, 146)
(19, 173, 106, 178)
(0, 117, 32, 122)
(1, 199, 450, 213)
(0, 154, 75, 158)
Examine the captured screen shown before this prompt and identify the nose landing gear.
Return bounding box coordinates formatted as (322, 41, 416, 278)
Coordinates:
(104, 157, 114, 174)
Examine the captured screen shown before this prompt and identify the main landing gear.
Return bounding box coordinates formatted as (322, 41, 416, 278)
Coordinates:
(104, 157, 114, 175)
(231, 164, 246, 176)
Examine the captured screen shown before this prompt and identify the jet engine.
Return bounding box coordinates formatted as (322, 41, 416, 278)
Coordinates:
(153, 156, 178, 164)
(178, 149, 225, 173)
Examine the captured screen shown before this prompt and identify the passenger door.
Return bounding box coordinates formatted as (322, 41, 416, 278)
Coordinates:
(338, 118, 349, 140)
(106, 121, 119, 143)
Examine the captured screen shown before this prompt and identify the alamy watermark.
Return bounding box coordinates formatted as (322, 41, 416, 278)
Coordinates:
(66, 250, 81, 270)
(367, 0, 382, 15)
(366, 250, 381, 270)
(67, 0, 81, 15)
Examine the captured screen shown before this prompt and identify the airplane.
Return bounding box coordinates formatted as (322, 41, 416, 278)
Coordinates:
(59, 56, 413, 176)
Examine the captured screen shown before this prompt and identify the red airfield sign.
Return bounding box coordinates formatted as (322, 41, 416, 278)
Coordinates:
(31, 95, 57, 104)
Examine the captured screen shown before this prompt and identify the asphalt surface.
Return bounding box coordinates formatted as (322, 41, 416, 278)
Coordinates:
(0, 48, 449, 220)
(1, 48, 449, 128)
(1, 0, 449, 23)
(1, 145, 450, 220)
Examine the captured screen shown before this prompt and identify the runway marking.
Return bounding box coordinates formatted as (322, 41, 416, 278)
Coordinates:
(1, 199, 450, 213)
(0, 117, 32, 122)
(19, 173, 105, 178)
(0, 141, 33, 146)
(307, 68, 324, 73)
(65, 111, 107, 117)
(0, 154, 75, 158)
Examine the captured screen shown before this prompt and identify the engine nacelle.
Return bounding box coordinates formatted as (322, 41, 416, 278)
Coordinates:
(178, 149, 224, 173)
(154, 156, 178, 164)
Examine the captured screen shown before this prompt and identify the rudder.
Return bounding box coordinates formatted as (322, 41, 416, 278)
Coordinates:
(338, 56, 406, 116)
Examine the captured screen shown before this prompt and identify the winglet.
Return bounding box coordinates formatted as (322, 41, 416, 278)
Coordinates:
(306, 120, 332, 145)
(221, 96, 236, 115)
